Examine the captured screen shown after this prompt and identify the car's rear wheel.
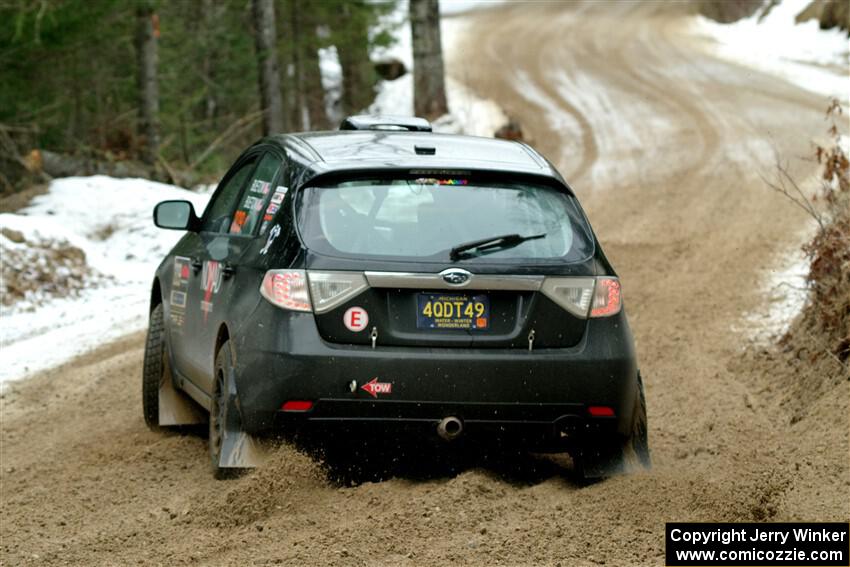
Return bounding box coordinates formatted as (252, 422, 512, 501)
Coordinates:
(576, 372, 650, 479)
(142, 304, 166, 429)
(629, 373, 651, 468)
(210, 341, 238, 479)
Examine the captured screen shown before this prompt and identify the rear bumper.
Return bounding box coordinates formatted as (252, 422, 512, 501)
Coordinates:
(232, 304, 639, 445)
(271, 401, 621, 451)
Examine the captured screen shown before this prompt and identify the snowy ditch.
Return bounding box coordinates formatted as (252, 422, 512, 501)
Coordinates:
(0, 178, 212, 387)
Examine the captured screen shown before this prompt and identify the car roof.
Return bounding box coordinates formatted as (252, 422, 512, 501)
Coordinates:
(264, 131, 564, 183)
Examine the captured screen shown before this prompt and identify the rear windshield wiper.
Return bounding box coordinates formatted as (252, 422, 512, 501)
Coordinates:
(449, 233, 546, 260)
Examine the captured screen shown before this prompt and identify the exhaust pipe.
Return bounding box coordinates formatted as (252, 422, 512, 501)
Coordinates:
(436, 416, 464, 441)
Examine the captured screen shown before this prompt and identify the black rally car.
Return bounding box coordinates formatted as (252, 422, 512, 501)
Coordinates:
(144, 115, 649, 478)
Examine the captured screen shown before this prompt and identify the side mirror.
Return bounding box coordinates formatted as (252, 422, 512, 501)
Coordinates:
(153, 200, 200, 231)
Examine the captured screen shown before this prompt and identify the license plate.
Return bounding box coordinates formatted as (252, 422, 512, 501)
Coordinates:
(416, 293, 489, 330)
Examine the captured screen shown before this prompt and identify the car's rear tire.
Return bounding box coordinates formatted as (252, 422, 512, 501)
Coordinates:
(629, 372, 651, 469)
(210, 341, 238, 480)
(142, 304, 166, 429)
(576, 372, 650, 479)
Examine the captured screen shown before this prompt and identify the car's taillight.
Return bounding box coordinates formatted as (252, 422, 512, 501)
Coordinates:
(540, 277, 595, 317)
(307, 271, 369, 314)
(590, 277, 621, 317)
(541, 276, 622, 318)
(260, 270, 311, 312)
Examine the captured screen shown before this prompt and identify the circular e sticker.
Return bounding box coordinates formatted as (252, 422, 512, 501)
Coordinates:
(343, 306, 369, 332)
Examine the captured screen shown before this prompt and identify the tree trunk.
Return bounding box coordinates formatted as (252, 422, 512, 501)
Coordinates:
(336, 2, 375, 116)
(289, 0, 305, 130)
(302, 41, 330, 130)
(135, 1, 160, 165)
(252, 0, 285, 135)
(410, 0, 448, 120)
(292, 0, 329, 130)
(198, 0, 219, 129)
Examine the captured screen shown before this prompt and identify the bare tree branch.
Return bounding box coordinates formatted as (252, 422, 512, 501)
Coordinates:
(188, 111, 262, 171)
(761, 148, 824, 230)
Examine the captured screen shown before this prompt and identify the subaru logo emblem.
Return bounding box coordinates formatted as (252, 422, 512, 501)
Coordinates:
(441, 268, 472, 286)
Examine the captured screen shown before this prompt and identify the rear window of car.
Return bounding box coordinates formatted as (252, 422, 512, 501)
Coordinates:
(296, 177, 594, 263)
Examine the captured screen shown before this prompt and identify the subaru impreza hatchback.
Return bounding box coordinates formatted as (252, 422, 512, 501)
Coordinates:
(144, 115, 650, 478)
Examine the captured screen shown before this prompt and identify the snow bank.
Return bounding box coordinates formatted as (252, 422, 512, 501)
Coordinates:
(736, 245, 811, 344)
(0, 177, 211, 387)
(318, 45, 343, 125)
(440, 0, 504, 16)
(690, 0, 849, 99)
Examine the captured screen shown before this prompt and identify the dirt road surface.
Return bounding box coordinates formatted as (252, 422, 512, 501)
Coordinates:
(2, 3, 848, 566)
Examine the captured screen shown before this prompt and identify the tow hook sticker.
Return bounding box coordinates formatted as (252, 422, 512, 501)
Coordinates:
(361, 377, 392, 398)
(260, 224, 281, 255)
(343, 306, 369, 332)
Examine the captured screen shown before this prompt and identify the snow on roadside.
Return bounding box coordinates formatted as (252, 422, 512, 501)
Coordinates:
(690, 0, 849, 100)
(439, 0, 504, 16)
(691, 0, 846, 341)
(735, 140, 846, 344)
(368, 2, 508, 136)
(318, 45, 343, 125)
(735, 244, 811, 345)
(0, 176, 211, 387)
